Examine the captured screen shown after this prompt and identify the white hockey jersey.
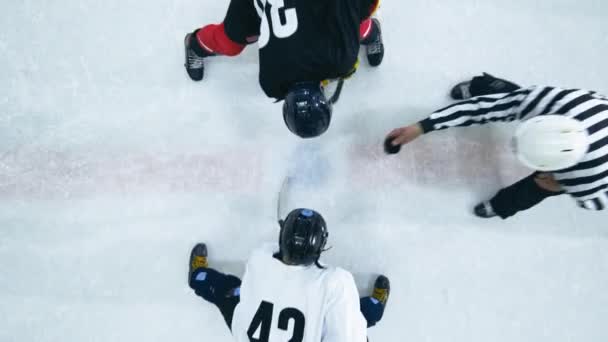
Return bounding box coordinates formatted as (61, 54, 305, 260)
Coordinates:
(230, 244, 367, 342)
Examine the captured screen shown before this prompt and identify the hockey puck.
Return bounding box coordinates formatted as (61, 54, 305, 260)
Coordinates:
(384, 136, 401, 154)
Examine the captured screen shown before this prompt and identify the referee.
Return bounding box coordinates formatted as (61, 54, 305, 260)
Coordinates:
(385, 73, 608, 219)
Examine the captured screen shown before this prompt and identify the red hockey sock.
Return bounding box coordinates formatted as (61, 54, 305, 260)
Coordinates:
(196, 23, 245, 57)
(360, 0, 380, 41)
(359, 19, 373, 41)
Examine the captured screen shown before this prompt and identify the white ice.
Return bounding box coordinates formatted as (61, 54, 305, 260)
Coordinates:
(1, 0, 608, 341)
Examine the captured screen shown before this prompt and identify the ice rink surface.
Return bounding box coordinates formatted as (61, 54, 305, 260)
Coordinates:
(1, 0, 608, 341)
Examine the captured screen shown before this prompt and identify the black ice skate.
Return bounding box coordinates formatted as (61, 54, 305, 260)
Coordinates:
(184, 32, 214, 81)
(371, 275, 390, 308)
(473, 201, 498, 218)
(188, 243, 209, 282)
(363, 18, 384, 67)
(450, 73, 520, 100)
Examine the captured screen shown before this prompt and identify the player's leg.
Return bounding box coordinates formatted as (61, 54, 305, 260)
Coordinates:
(450, 73, 522, 100)
(215, 294, 241, 329)
(359, 0, 384, 67)
(184, 0, 261, 81)
(359, 275, 390, 328)
(189, 268, 241, 303)
(475, 173, 564, 219)
(188, 243, 242, 328)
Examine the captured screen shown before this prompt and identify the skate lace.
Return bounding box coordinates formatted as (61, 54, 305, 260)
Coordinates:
(372, 288, 388, 304)
(459, 84, 472, 99)
(490, 79, 507, 90)
(367, 37, 383, 55)
(187, 51, 205, 69)
(191, 256, 208, 269)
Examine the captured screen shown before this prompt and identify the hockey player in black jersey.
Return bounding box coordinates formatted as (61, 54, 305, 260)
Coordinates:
(183, 0, 385, 138)
(385, 73, 608, 219)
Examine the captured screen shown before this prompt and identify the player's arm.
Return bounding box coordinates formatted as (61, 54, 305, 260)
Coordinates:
(321, 271, 368, 342)
(537, 168, 608, 211)
(385, 86, 566, 148)
(574, 187, 608, 210)
(420, 86, 552, 133)
(423, 86, 599, 133)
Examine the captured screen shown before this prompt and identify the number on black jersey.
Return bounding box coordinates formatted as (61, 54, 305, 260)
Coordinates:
(247, 301, 306, 342)
(254, 0, 299, 48)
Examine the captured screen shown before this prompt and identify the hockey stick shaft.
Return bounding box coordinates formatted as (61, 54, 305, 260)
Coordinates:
(276, 177, 291, 226)
(329, 79, 345, 104)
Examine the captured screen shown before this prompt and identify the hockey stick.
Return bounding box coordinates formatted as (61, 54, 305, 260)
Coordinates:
(328, 78, 345, 105)
(276, 176, 292, 227)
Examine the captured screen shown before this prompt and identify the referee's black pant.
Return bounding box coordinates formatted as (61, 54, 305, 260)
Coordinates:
(490, 172, 564, 219)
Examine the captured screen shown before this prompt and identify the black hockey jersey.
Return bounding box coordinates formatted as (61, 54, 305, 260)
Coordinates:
(254, 0, 375, 99)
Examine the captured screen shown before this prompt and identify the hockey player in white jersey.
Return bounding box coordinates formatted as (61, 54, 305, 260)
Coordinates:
(187, 208, 389, 342)
(384, 73, 608, 219)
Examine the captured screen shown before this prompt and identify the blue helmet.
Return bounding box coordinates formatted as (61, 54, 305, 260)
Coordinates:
(279, 208, 328, 266)
(283, 82, 332, 138)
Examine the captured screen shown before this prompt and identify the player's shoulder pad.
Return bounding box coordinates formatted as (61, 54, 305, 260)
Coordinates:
(247, 243, 279, 265)
(324, 267, 358, 292)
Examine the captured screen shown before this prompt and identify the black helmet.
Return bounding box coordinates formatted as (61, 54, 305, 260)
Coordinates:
(283, 82, 332, 138)
(279, 208, 328, 266)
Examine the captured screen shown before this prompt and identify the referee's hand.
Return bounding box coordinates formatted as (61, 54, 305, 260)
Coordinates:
(386, 123, 423, 146)
(534, 173, 562, 192)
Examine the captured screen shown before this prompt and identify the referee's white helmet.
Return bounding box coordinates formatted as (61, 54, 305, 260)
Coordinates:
(512, 115, 589, 171)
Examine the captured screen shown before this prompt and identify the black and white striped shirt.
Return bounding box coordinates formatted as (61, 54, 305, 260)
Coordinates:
(419, 86, 608, 210)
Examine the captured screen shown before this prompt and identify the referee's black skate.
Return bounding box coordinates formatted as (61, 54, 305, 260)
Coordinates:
(450, 73, 520, 100)
(371, 275, 390, 307)
(188, 243, 209, 282)
(473, 201, 498, 218)
(184, 31, 215, 81)
(362, 18, 384, 67)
